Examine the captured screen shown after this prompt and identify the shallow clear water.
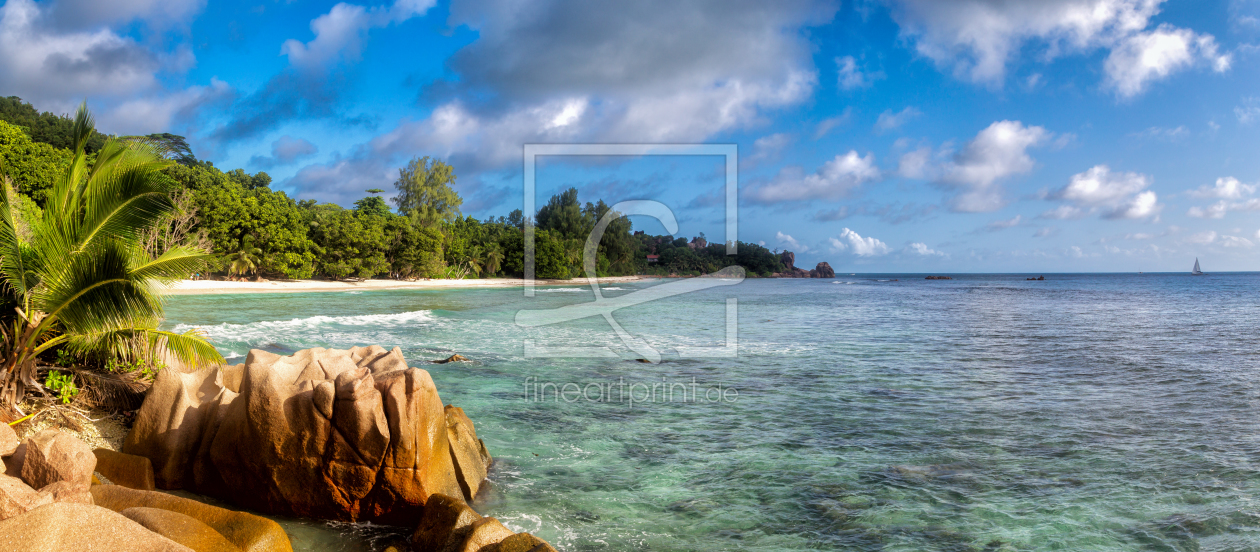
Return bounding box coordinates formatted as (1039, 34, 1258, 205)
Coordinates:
(162, 274, 1260, 551)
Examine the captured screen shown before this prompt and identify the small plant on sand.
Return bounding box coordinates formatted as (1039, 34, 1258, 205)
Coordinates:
(43, 370, 78, 404)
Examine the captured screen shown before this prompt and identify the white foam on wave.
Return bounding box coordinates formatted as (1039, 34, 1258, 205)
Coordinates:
(534, 288, 589, 293)
(172, 310, 436, 352)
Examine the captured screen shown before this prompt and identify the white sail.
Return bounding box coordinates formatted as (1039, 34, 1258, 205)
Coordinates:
(1192, 258, 1202, 275)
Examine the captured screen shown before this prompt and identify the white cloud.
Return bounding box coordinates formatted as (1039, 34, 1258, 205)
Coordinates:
(747, 133, 792, 164)
(1220, 235, 1254, 248)
(837, 55, 883, 89)
(1185, 230, 1217, 244)
(1033, 227, 1057, 237)
(885, 0, 1227, 96)
(45, 0, 205, 29)
(1188, 177, 1256, 199)
(814, 110, 851, 139)
(1046, 165, 1161, 219)
(281, 0, 435, 72)
(749, 151, 879, 203)
(1236, 97, 1260, 124)
(1104, 24, 1230, 98)
(937, 120, 1050, 212)
(875, 106, 922, 132)
(1187, 198, 1260, 219)
(1128, 125, 1189, 140)
(776, 231, 809, 253)
(906, 242, 946, 256)
(829, 228, 889, 256)
(250, 135, 321, 169)
(986, 214, 1022, 231)
(897, 147, 935, 179)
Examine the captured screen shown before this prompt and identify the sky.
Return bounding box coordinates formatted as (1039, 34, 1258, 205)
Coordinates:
(3, 0, 1260, 272)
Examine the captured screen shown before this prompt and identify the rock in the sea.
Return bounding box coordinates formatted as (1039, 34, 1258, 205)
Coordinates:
(814, 262, 835, 278)
(124, 345, 468, 524)
(457, 517, 516, 552)
(92, 485, 291, 552)
(122, 506, 243, 552)
(94, 448, 156, 491)
(0, 422, 18, 457)
(0, 502, 194, 551)
(21, 429, 96, 490)
(925, 275, 953, 280)
(433, 354, 469, 364)
(445, 405, 492, 503)
(0, 473, 51, 520)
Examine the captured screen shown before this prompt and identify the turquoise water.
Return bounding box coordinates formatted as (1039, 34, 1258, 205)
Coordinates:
(163, 274, 1260, 551)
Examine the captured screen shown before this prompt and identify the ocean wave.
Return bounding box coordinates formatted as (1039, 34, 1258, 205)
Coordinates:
(173, 310, 436, 354)
(534, 288, 590, 293)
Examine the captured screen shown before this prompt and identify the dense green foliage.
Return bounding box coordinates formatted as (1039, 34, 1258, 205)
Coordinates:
(0, 95, 787, 285)
(0, 104, 222, 411)
(0, 96, 108, 153)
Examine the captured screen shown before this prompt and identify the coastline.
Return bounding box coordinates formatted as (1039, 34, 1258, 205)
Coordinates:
(166, 275, 650, 295)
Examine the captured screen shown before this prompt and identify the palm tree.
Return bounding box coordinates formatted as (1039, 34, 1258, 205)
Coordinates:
(227, 235, 263, 278)
(483, 244, 504, 277)
(462, 245, 484, 278)
(0, 104, 223, 413)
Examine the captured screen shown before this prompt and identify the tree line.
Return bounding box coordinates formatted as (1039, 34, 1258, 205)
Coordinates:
(0, 96, 788, 282)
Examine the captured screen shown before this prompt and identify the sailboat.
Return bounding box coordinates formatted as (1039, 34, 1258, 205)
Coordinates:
(1191, 258, 1204, 275)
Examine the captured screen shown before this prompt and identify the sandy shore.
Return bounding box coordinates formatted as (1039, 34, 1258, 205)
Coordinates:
(167, 275, 650, 295)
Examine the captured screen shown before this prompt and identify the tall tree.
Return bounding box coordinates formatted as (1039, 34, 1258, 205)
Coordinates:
(392, 156, 462, 227)
(0, 104, 222, 412)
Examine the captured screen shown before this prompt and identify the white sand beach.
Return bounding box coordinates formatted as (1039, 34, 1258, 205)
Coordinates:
(167, 275, 650, 294)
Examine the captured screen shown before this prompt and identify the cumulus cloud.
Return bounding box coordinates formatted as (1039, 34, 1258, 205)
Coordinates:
(776, 231, 810, 253)
(1184, 230, 1217, 244)
(366, 0, 831, 172)
(1044, 165, 1161, 219)
(885, 0, 1227, 95)
(874, 106, 921, 132)
(906, 242, 946, 256)
(748, 151, 879, 203)
(933, 120, 1050, 212)
(837, 55, 883, 89)
(814, 110, 851, 138)
(1187, 177, 1256, 199)
(828, 228, 889, 256)
(1236, 97, 1260, 124)
(747, 133, 792, 164)
(1187, 198, 1260, 219)
(1104, 24, 1230, 98)
(250, 136, 320, 169)
(1220, 235, 1254, 248)
(281, 0, 434, 72)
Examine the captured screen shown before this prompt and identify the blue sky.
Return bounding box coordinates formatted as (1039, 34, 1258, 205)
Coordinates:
(4, 0, 1260, 272)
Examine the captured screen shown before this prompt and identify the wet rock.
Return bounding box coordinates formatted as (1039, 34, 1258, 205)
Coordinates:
(92, 485, 292, 552)
(0, 422, 17, 457)
(93, 448, 156, 491)
(122, 506, 243, 552)
(486, 532, 558, 552)
(433, 354, 470, 364)
(124, 346, 466, 524)
(21, 429, 96, 490)
(411, 493, 483, 552)
(457, 517, 516, 552)
(445, 405, 492, 503)
(0, 502, 193, 551)
(0, 473, 51, 520)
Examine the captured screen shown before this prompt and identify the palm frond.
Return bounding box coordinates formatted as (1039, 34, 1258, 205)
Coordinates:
(129, 246, 213, 284)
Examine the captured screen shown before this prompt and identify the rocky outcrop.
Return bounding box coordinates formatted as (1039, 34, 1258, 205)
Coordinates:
(0, 473, 52, 519)
(814, 262, 835, 278)
(93, 448, 155, 491)
(121, 507, 244, 552)
(445, 406, 492, 502)
(92, 485, 291, 552)
(0, 502, 194, 552)
(411, 494, 556, 552)
(775, 251, 811, 278)
(0, 429, 96, 521)
(123, 346, 488, 524)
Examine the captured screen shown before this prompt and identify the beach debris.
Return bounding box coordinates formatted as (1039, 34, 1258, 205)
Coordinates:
(433, 354, 470, 364)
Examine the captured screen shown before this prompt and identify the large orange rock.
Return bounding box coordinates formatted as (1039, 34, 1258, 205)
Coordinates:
(411, 493, 483, 552)
(0, 473, 51, 520)
(93, 448, 156, 490)
(21, 429, 96, 490)
(125, 346, 468, 523)
(0, 502, 195, 551)
(444, 405, 492, 502)
(91, 485, 291, 552)
(121, 507, 243, 552)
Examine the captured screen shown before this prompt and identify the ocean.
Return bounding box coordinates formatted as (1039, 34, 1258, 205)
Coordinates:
(163, 273, 1260, 551)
